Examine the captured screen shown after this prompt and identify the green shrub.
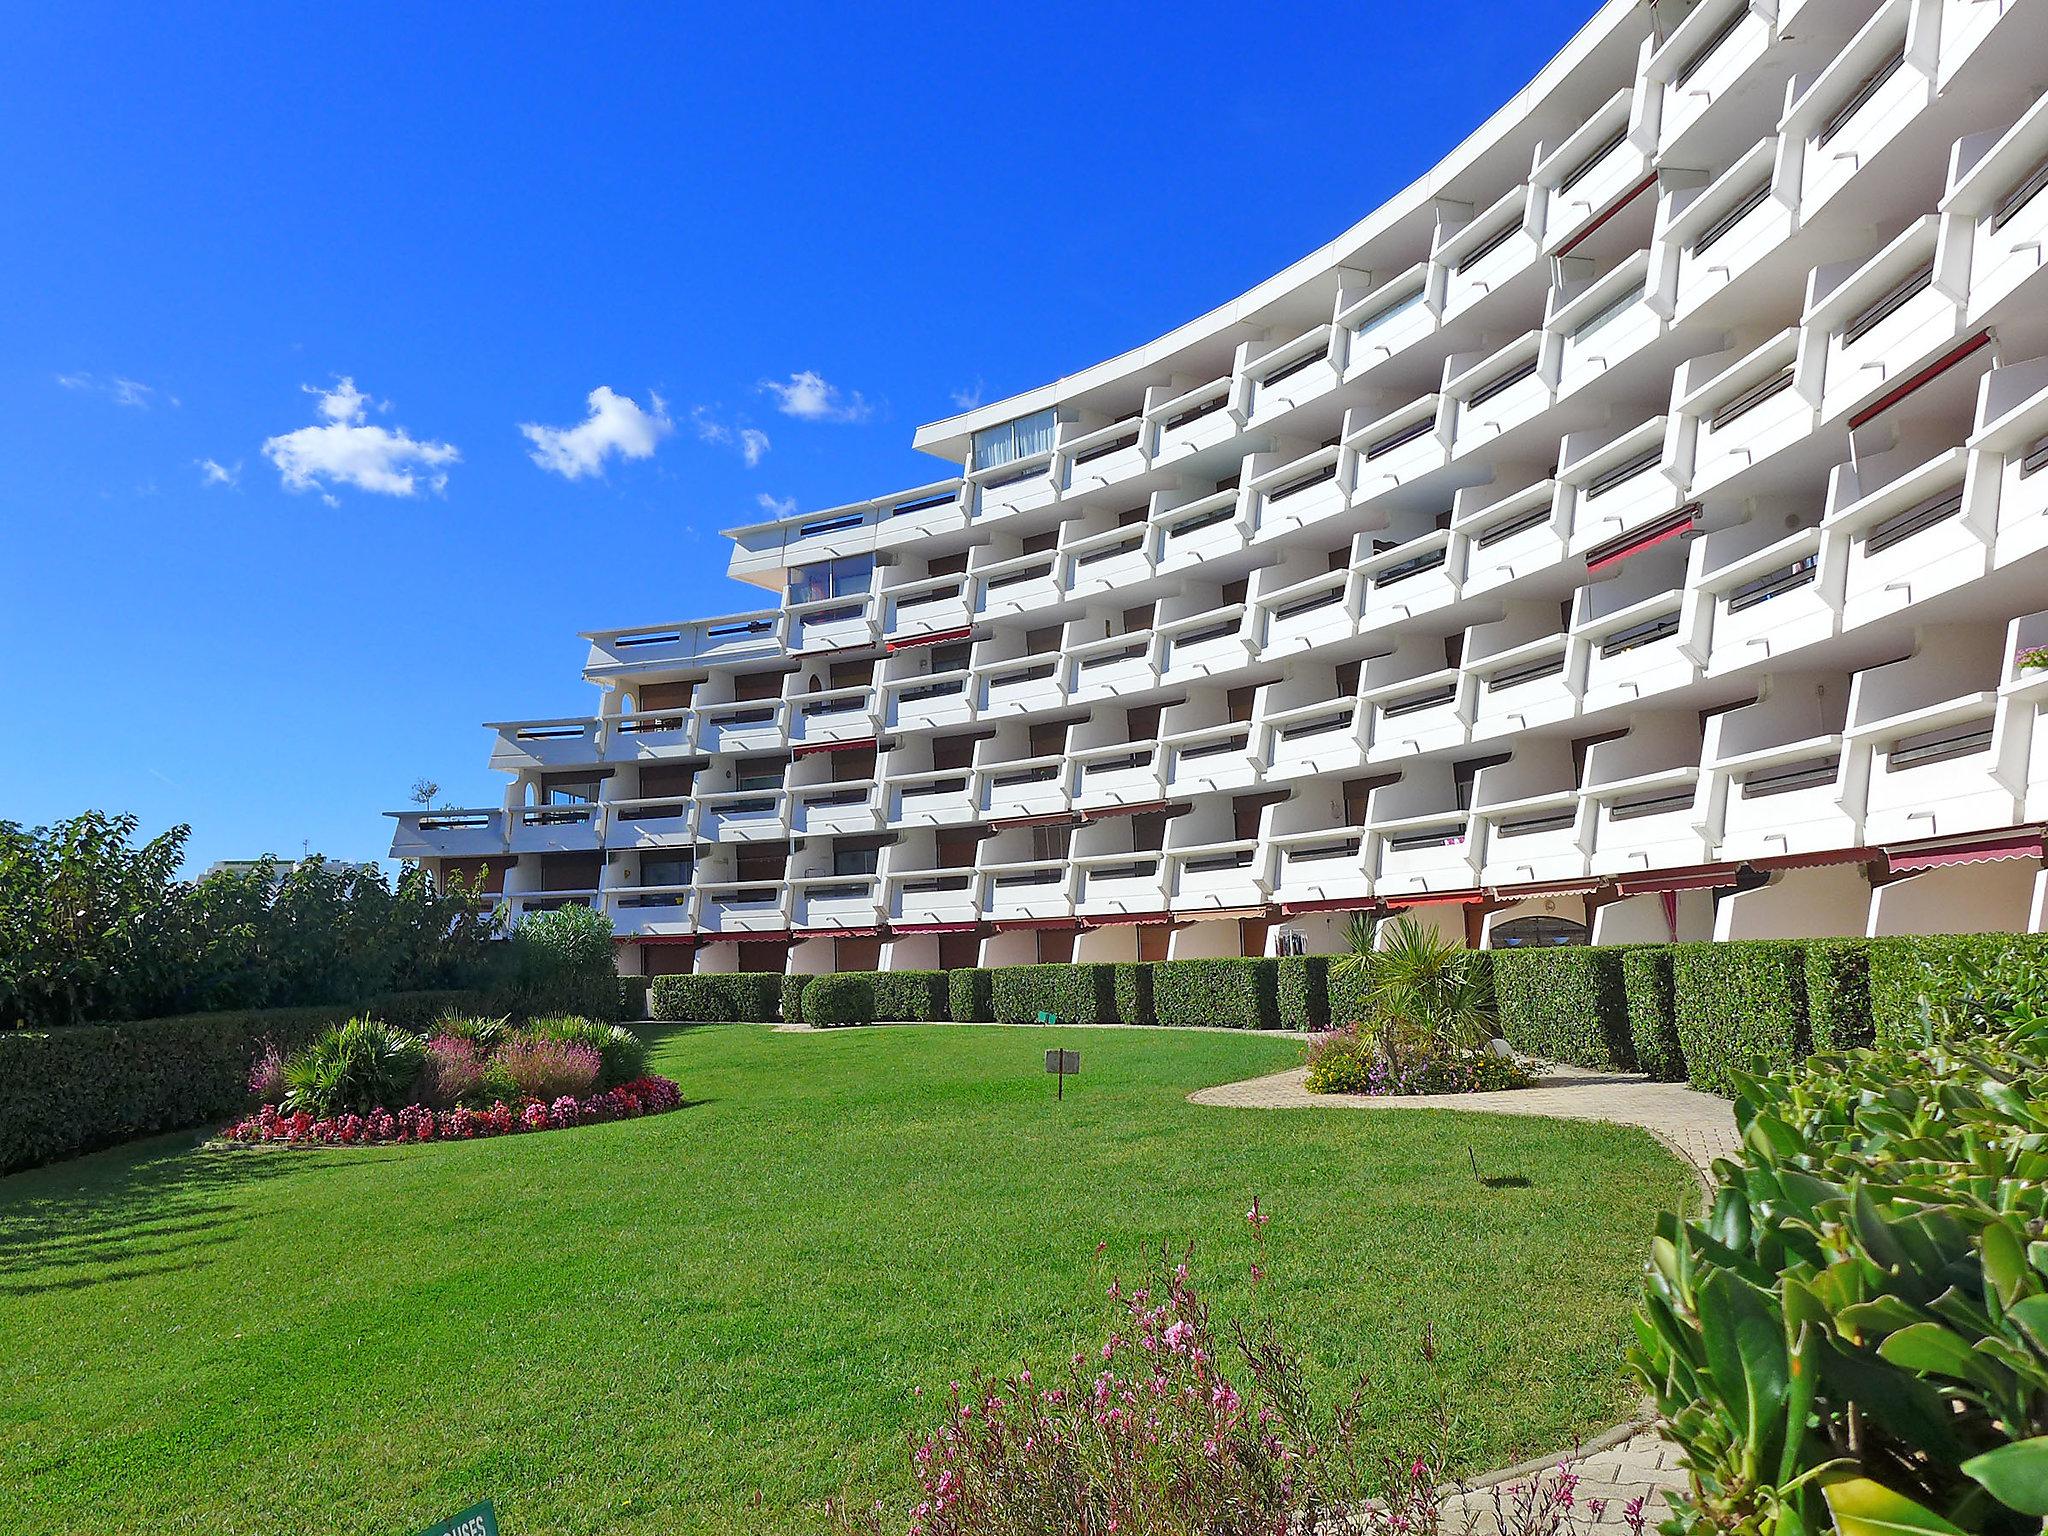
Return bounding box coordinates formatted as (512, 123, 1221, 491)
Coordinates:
(1803, 937, 1873, 1050)
(616, 975, 653, 1019)
(947, 968, 992, 1024)
(873, 970, 948, 1022)
(1276, 956, 1331, 1032)
(508, 904, 620, 1019)
(1671, 939, 1809, 1096)
(1868, 932, 2048, 1042)
(990, 964, 1116, 1025)
(1620, 947, 1683, 1081)
(780, 973, 811, 1025)
(1112, 962, 1155, 1026)
(1152, 958, 1281, 1029)
(1634, 1019, 2048, 1536)
(279, 1017, 427, 1116)
(649, 973, 780, 1023)
(1326, 950, 1373, 1027)
(1491, 946, 1634, 1069)
(1304, 1020, 1530, 1094)
(805, 973, 874, 1027)
(527, 1016, 647, 1087)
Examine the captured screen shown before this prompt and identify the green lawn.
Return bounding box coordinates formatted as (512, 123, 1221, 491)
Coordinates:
(0, 1023, 1691, 1535)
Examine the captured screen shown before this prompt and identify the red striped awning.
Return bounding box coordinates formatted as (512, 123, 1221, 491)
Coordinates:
(1076, 800, 1174, 821)
(695, 930, 793, 944)
(625, 933, 698, 946)
(1277, 896, 1379, 917)
(1585, 505, 1698, 574)
(990, 917, 1080, 932)
(1614, 864, 1741, 896)
(1886, 829, 2045, 875)
(792, 927, 882, 941)
(1081, 910, 1174, 927)
(989, 811, 1079, 830)
(1169, 904, 1272, 922)
(792, 737, 879, 758)
(1752, 846, 1876, 871)
(888, 920, 981, 936)
(1382, 890, 1485, 908)
(886, 626, 973, 652)
(1486, 879, 1603, 900)
(1848, 330, 1993, 432)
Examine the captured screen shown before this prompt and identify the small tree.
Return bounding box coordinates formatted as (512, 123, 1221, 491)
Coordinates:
(1335, 913, 1494, 1049)
(408, 778, 440, 809)
(510, 903, 619, 1018)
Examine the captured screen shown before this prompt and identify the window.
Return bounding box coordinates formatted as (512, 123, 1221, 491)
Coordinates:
(545, 779, 599, 806)
(789, 554, 874, 606)
(833, 846, 881, 878)
(971, 408, 1057, 472)
(1490, 915, 1588, 948)
(1818, 48, 1905, 147)
(641, 856, 693, 888)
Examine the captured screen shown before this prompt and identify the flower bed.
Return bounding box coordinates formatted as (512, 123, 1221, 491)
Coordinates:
(221, 1074, 683, 1146)
(1305, 1022, 1531, 1095)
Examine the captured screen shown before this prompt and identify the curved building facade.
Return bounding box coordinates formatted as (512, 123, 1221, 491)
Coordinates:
(390, 0, 2048, 977)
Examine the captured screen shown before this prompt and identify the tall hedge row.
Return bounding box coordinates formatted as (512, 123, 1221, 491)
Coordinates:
(990, 963, 1117, 1025)
(1277, 956, 1331, 1032)
(1491, 946, 1635, 1069)
(1621, 946, 1684, 1081)
(1866, 932, 2048, 1041)
(1672, 940, 1810, 1096)
(649, 973, 781, 1023)
(1153, 958, 1282, 1029)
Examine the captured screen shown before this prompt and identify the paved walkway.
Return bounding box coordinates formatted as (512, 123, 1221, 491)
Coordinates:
(1194, 1060, 1737, 1534)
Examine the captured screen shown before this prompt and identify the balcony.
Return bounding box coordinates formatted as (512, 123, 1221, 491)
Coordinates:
(1151, 376, 1238, 463)
(603, 709, 694, 761)
(723, 479, 964, 582)
(583, 610, 783, 679)
(388, 808, 507, 861)
(1449, 340, 1550, 455)
(696, 790, 790, 842)
(1059, 415, 1148, 494)
(697, 881, 791, 933)
(789, 782, 881, 837)
(1065, 631, 1157, 699)
(1346, 396, 1447, 501)
(788, 687, 880, 750)
(1071, 742, 1163, 812)
(889, 871, 980, 928)
(1829, 449, 1986, 629)
(883, 575, 973, 642)
(1168, 841, 1269, 910)
(1157, 608, 1254, 686)
(1163, 723, 1260, 795)
(1579, 597, 1704, 713)
(1269, 831, 1371, 908)
(1974, 357, 2048, 565)
(887, 769, 976, 827)
(696, 701, 787, 756)
(608, 887, 695, 939)
(1262, 698, 1365, 779)
(1365, 672, 1469, 760)
(1701, 528, 1835, 674)
(1678, 332, 1810, 494)
(1856, 697, 2012, 844)
(1652, 0, 1774, 156)
(978, 654, 1066, 716)
(1245, 328, 1339, 426)
(885, 669, 975, 732)
(789, 876, 883, 932)
(1539, 91, 1652, 253)
(787, 593, 877, 656)
(604, 797, 697, 850)
(1949, 96, 2048, 322)
(1457, 483, 1566, 596)
(1663, 144, 1793, 320)
(1439, 189, 1540, 321)
(1562, 423, 1681, 559)
(1371, 815, 1478, 896)
(1256, 568, 1356, 659)
(1470, 638, 1580, 740)
(489, 717, 603, 772)
(1476, 794, 1589, 887)
(1061, 523, 1153, 599)
(1714, 738, 1857, 862)
(1812, 219, 1959, 424)
(1553, 255, 1659, 400)
(1251, 445, 1347, 539)
(1075, 854, 1168, 918)
(1792, 15, 1929, 219)
(975, 550, 1062, 618)
(1587, 770, 1711, 876)
(980, 756, 1070, 821)
(969, 451, 1059, 520)
(1153, 487, 1250, 573)
(982, 861, 1074, 922)
(1357, 531, 1459, 625)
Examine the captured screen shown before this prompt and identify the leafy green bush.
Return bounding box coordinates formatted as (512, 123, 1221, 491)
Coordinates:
(1803, 937, 1873, 1050)
(873, 970, 948, 1023)
(1671, 939, 1809, 1096)
(805, 973, 875, 1027)
(1620, 946, 1684, 1082)
(1151, 958, 1281, 1029)
(1491, 946, 1634, 1069)
(526, 1016, 647, 1087)
(1113, 962, 1155, 1026)
(947, 968, 992, 1024)
(616, 975, 652, 1019)
(1326, 949, 1373, 1026)
(649, 973, 780, 1023)
(780, 973, 811, 1025)
(1304, 1020, 1530, 1095)
(279, 1017, 427, 1116)
(1276, 956, 1331, 1032)
(508, 904, 620, 1019)
(1635, 1019, 2048, 1536)
(1868, 932, 2048, 1042)
(990, 964, 1116, 1025)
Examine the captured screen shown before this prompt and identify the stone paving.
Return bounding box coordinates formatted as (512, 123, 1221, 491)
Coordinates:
(1192, 1060, 1737, 1533)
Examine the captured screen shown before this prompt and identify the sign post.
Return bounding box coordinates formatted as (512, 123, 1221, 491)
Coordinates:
(1045, 1047, 1080, 1099)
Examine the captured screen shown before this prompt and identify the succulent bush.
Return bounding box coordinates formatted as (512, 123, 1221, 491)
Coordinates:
(279, 1016, 426, 1116)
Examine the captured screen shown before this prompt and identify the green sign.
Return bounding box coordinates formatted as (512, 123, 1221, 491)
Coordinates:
(420, 1501, 498, 1536)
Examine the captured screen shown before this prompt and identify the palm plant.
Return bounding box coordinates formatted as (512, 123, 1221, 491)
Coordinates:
(280, 1016, 427, 1116)
(1335, 913, 1495, 1049)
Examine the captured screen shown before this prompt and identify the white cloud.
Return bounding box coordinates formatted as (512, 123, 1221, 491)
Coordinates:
(950, 379, 984, 411)
(198, 457, 241, 487)
(519, 386, 672, 480)
(761, 369, 872, 423)
(691, 407, 770, 467)
(57, 371, 174, 408)
(738, 428, 771, 467)
(262, 377, 459, 500)
(755, 493, 797, 518)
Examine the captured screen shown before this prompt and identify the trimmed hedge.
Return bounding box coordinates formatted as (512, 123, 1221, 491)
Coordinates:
(1277, 955, 1331, 1032)
(779, 973, 811, 1026)
(1672, 939, 1810, 1096)
(873, 970, 948, 1023)
(0, 988, 489, 1174)
(990, 963, 1116, 1025)
(1803, 938, 1872, 1051)
(1152, 958, 1281, 1029)
(1326, 953, 1374, 1028)
(1113, 962, 1155, 1026)
(649, 973, 780, 1023)
(805, 973, 874, 1027)
(1492, 946, 1634, 1069)
(947, 968, 992, 1024)
(1867, 931, 2048, 1042)
(1621, 946, 1683, 1081)
(616, 975, 653, 1019)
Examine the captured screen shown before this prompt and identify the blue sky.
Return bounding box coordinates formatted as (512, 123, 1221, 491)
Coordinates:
(0, 1, 1594, 874)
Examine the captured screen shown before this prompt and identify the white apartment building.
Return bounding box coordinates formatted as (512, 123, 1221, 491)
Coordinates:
(390, 0, 2048, 980)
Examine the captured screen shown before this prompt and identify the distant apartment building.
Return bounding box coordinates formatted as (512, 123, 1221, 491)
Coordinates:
(390, 0, 2048, 977)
